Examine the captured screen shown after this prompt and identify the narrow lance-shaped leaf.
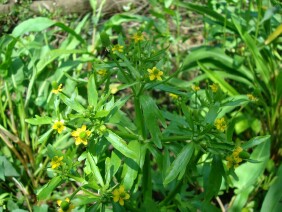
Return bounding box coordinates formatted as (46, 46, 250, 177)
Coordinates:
(164, 143, 195, 185)
(86, 152, 104, 187)
(25, 116, 53, 125)
(261, 164, 282, 211)
(242, 135, 270, 149)
(104, 130, 138, 159)
(121, 141, 141, 189)
(140, 95, 166, 148)
(88, 74, 98, 107)
(37, 176, 63, 200)
(204, 156, 224, 201)
(59, 93, 85, 113)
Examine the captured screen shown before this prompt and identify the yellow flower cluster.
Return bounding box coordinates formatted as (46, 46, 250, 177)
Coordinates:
(71, 125, 91, 146)
(112, 44, 124, 53)
(97, 69, 107, 76)
(52, 84, 63, 94)
(132, 33, 145, 43)
(51, 156, 64, 169)
(57, 198, 75, 212)
(148, 67, 163, 81)
(192, 84, 200, 91)
(52, 120, 65, 134)
(226, 146, 243, 169)
(169, 93, 179, 100)
(209, 83, 219, 92)
(214, 117, 227, 132)
(112, 185, 130, 206)
(247, 94, 258, 102)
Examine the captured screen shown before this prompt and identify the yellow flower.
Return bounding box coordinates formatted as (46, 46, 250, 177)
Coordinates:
(57, 198, 75, 212)
(247, 94, 258, 102)
(52, 84, 63, 94)
(214, 117, 227, 132)
(52, 120, 65, 134)
(112, 44, 124, 53)
(233, 146, 243, 156)
(147, 67, 163, 81)
(191, 84, 200, 91)
(112, 185, 130, 206)
(209, 83, 219, 92)
(169, 93, 179, 100)
(132, 33, 145, 43)
(109, 83, 120, 94)
(51, 156, 64, 169)
(71, 125, 91, 146)
(226, 146, 244, 169)
(226, 155, 242, 169)
(97, 69, 107, 76)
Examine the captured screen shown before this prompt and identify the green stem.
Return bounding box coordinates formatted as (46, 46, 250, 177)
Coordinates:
(159, 179, 183, 207)
(134, 97, 146, 139)
(142, 151, 152, 204)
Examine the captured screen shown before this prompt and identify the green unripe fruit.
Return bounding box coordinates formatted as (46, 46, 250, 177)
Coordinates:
(51, 81, 58, 89)
(79, 131, 87, 139)
(239, 151, 250, 159)
(60, 201, 70, 211)
(99, 125, 107, 132)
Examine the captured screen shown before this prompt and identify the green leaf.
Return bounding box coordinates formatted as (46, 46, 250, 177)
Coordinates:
(0, 156, 19, 179)
(176, 2, 236, 32)
(140, 95, 166, 148)
(242, 135, 271, 149)
(230, 140, 270, 211)
(105, 152, 121, 185)
(59, 93, 85, 113)
(183, 47, 254, 82)
(164, 0, 173, 8)
(33, 204, 48, 212)
(36, 129, 53, 147)
(205, 104, 220, 124)
(232, 16, 270, 85)
(261, 164, 282, 212)
(86, 152, 104, 187)
(104, 130, 138, 159)
(37, 49, 86, 74)
(88, 74, 98, 107)
(198, 62, 238, 96)
(265, 24, 282, 45)
(37, 176, 63, 200)
(100, 31, 111, 47)
(12, 17, 54, 37)
(25, 116, 52, 125)
(164, 143, 195, 185)
(94, 110, 110, 118)
(122, 141, 141, 189)
(204, 156, 223, 201)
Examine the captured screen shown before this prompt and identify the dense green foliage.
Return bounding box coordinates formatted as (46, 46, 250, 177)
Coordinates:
(0, 0, 281, 211)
